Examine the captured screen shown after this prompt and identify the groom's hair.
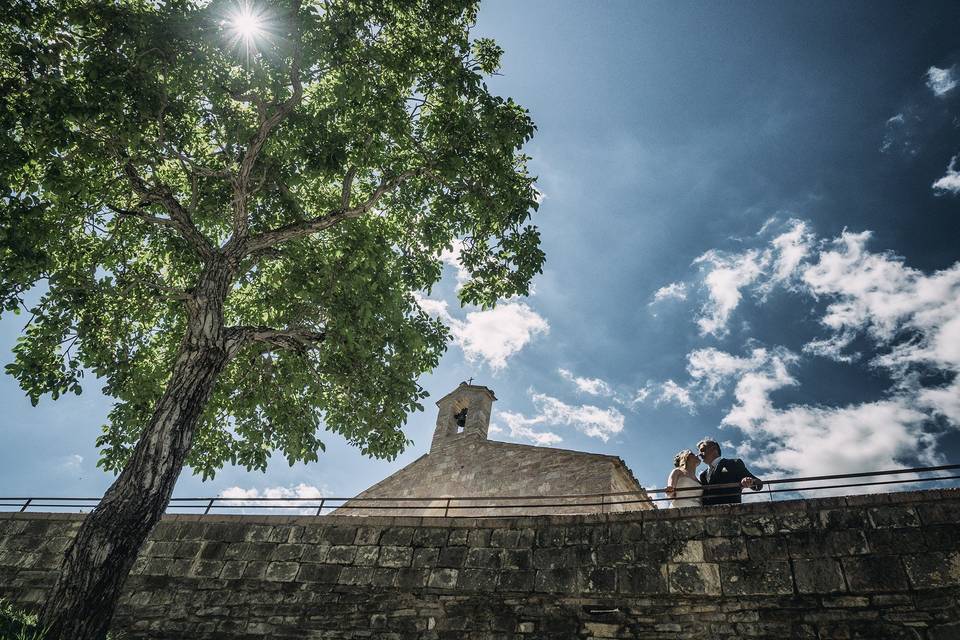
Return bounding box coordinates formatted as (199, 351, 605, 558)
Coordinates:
(697, 437, 721, 456)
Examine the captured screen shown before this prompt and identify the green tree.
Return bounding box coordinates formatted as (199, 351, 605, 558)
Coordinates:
(0, 0, 542, 637)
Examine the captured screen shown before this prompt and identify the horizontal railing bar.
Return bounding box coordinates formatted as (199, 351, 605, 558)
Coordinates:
(3, 464, 957, 513)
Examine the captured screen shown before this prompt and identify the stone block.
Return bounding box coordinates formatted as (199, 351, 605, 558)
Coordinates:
(490, 529, 521, 548)
(917, 502, 960, 526)
(668, 563, 721, 595)
(705, 537, 749, 562)
(447, 529, 470, 546)
(395, 568, 429, 589)
(869, 506, 920, 529)
(794, 559, 846, 593)
(321, 526, 357, 545)
(378, 546, 413, 568)
(189, 559, 224, 578)
(300, 543, 330, 564)
(413, 528, 449, 547)
(819, 508, 861, 530)
(672, 540, 705, 563)
(296, 563, 342, 584)
(580, 566, 616, 593)
(841, 556, 909, 592)
(264, 561, 300, 582)
(325, 545, 356, 564)
(438, 546, 468, 567)
(595, 543, 633, 565)
(866, 528, 925, 555)
(746, 536, 789, 561)
(498, 570, 535, 592)
(533, 547, 576, 570)
(353, 526, 381, 546)
(923, 525, 960, 552)
(270, 543, 306, 562)
(536, 526, 565, 547)
(457, 568, 498, 591)
(219, 560, 246, 580)
(338, 566, 373, 586)
(705, 516, 741, 537)
(534, 568, 576, 592)
(720, 560, 793, 595)
(465, 547, 501, 569)
(427, 567, 459, 589)
(467, 529, 492, 547)
(618, 562, 668, 594)
(902, 552, 960, 589)
(371, 567, 397, 587)
(501, 549, 532, 570)
(741, 515, 778, 536)
(412, 547, 439, 567)
(242, 560, 268, 580)
(380, 527, 415, 546)
(354, 545, 380, 566)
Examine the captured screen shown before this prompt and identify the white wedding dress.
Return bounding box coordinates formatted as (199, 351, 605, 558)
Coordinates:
(670, 474, 703, 508)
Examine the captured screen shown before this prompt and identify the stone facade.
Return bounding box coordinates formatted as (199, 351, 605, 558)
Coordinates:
(337, 383, 652, 517)
(2, 488, 959, 639)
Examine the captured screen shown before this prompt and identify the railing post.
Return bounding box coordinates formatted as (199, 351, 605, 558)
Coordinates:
(443, 497, 450, 518)
(600, 494, 605, 515)
(19, 498, 32, 513)
(315, 498, 325, 517)
(204, 498, 215, 515)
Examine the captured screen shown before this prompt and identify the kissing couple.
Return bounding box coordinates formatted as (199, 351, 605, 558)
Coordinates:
(665, 437, 763, 508)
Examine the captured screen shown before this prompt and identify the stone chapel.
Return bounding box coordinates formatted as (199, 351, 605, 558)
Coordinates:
(337, 382, 653, 516)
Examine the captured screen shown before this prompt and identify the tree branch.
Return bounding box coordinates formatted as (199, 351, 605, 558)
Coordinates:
(105, 203, 180, 231)
(242, 168, 423, 257)
(226, 325, 326, 356)
(122, 162, 215, 260)
(232, 10, 305, 239)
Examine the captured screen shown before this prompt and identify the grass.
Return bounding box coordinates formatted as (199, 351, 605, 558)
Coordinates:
(0, 599, 43, 640)
(0, 601, 124, 640)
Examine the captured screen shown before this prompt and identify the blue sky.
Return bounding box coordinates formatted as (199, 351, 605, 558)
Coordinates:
(2, 0, 959, 506)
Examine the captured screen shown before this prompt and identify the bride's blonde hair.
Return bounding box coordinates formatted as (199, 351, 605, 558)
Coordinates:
(674, 449, 695, 468)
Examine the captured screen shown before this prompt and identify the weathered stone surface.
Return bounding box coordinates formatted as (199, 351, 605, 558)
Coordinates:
(1, 488, 958, 639)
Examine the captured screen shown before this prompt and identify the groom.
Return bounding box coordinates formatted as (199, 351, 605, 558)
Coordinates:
(697, 437, 763, 506)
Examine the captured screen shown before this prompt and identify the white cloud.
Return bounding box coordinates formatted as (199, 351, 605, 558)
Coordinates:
(628, 383, 654, 407)
(660, 220, 960, 486)
(802, 331, 859, 363)
(694, 249, 767, 336)
(220, 483, 328, 514)
(932, 155, 960, 195)
(416, 295, 550, 370)
(494, 412, 563, 445)
(656, 379, 696, 412)
(926, 65, 958, 97)
(439, 238, 471, 289)
(453, 302, 549, 370)
(558, 368, 615, 397)
(59, 454, 84, 472)
(685, 347, 783, 400)
(766, 220, 814, 288)
(650, 282, 687, 304)
(496, 391, 625, 444)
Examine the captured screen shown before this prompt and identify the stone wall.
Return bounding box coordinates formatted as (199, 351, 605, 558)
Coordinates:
(1, 489, 959, 639)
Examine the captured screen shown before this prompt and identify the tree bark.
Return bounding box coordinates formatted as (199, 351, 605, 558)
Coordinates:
(40, 265, 233, 640)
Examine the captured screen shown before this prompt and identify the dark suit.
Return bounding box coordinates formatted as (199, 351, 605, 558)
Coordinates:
(699, 458, 762, 506)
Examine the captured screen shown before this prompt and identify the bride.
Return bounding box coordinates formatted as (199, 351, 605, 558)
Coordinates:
(665, 449, 703, 508)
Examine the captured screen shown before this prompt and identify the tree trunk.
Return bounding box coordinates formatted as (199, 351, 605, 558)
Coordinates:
(40, 267, 234, 640)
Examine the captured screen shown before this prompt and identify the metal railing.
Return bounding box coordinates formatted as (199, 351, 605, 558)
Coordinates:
(3, 463, 958, 517)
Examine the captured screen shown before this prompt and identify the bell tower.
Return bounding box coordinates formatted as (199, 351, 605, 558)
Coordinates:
(430, 382, 497, 452)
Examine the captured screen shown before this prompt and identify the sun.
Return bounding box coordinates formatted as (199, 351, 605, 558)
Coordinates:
(230, 6, 265, 42)
(224, 2, 271, 57)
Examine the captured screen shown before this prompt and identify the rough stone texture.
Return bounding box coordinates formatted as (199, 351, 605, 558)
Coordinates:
(336, 383, 652, 517)
(1, 489, 959, 639)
